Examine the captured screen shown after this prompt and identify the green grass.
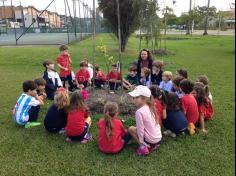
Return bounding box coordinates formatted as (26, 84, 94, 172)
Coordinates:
(0, 34, 235, 176)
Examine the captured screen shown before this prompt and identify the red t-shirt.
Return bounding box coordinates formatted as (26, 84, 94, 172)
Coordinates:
(95, 71, 107, 81)
(198, 97, 214, 120)
(65, 108, 88, 136)
(57, 54, 71, 77)
(98, 117, 126, 154)
(75, 69, 90, 83)
(154, 99, 166, 127)
(107, 71, 122, 80)
(181, 94, 199, 124)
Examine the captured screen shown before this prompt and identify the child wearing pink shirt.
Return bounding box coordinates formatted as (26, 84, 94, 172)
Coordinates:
(128, 86, 162, 156)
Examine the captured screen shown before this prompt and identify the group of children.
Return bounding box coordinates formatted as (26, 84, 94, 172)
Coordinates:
(12, 46, 214, 156)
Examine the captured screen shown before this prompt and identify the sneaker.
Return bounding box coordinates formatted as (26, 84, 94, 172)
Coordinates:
(24, 122, 41, 129)
(65, 137, 72, 142)
(58, 128, 65, 135)
(137, 146, 149, 156)
(163, 130, 176, 138)
(84, 133, 93, 141)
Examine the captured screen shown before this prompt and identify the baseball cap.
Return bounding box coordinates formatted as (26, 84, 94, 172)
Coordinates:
(128, 85, 151, 98)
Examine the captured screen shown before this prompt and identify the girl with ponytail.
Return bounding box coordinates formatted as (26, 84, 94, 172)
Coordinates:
(98, 102, 131, 154)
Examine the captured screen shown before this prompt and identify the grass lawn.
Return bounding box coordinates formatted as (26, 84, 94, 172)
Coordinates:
(0, 34, 235, 176)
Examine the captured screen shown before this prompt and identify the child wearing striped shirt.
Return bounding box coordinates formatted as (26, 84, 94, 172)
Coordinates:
(13, 80, 44, 126)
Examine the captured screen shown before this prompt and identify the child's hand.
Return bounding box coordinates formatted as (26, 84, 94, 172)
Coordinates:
(64, 68, 68, 71)
(12, 108, 16, 116)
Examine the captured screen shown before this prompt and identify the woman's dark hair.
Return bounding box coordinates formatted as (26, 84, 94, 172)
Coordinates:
(150, 85, 167, 105)
(177, 69, 188, 79)
(179, 79, 194, 94)
(166, 92, 182, 111)
(193, 82, 208, 107)
(138, 49, 153, 61)
(68, 90, 88, 112)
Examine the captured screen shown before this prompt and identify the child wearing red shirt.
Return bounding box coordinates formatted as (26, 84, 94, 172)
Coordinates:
(180, 79, 199, 135)
(149, 85, 167, 127)
(57, 45, 73, 91)
(192, 82, 214, 134)
(107, 64, 122, 91)
(75, 61, 91, 89)
(94, 65, 107, 88)
(65, 91, 92, 143)
(98, 102, 131, 154)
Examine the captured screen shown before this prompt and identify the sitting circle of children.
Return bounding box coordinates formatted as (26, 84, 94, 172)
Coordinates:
(12, 46, 214, 156)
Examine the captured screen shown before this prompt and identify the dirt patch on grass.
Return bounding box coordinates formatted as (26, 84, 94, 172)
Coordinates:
(87, 89, 136, 117)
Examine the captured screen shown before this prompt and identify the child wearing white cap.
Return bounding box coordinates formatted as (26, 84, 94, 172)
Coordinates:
(128, 85, 162, 156)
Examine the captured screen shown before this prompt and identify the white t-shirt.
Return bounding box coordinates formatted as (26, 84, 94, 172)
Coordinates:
(47, 71, 63, 87)
(88, 63, 93, 79)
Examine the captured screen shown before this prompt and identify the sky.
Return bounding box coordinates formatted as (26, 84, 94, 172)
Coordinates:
(3, 0, 235, 17)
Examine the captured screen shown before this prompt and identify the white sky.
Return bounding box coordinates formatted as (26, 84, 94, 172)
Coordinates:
(3, 0, 235, 17)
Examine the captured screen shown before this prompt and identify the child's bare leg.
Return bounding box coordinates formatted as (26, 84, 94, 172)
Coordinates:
(199, 114, 207, 133)
(85, 116, 92, 128)
(128, 126, 139, 144)
(65, 81, 69, 90)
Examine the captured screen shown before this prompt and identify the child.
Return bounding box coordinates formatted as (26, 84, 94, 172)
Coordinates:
(159, 71, 173, 92)
(192, 82, 214, 134)
(172, 77, 184, 98)
(57, 45, 73, 91)
(43, 60, 63, 100)
(28, 78, 47, 122)
(162, 92, 188, 137)
(149, 85, 167, 128)
(44, 88, 69, 133)
(128, 86, 162, 156)
(13, 80, 44, 126)
(151, 61, 164, 86)
(98, 102, 131, 154)
(196, 75, 213, 103)
(176, 69, 188, 79)
(65, 90, 92, 143)
(123, 65, 139, 90)
(140, 67, 151, 87)
(83, 59, 94, 80)
(107, 64, 122, 91)
(94, 65, 107, 88)
(75, 61, 91, 89)
(179, 79, 199, 135)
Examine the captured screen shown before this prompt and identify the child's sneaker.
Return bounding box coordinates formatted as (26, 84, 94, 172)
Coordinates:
(137, 146, 149, 156)
(81, 133, 93, 144)
(58, 128, 66, 135)
(65, 137, 72, 142)
(163, 130, 176, 138)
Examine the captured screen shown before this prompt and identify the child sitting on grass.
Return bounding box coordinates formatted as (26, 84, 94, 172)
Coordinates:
(163, 92, 188, 138)
(43, 60, 63, 100)
(128, 86, 162, 156)
(98, 102, 131, 154)
(196, 75, 213, 103)
(44, 88, 69, 133)
(13, 80, 44, 126)
(150, 85, 167, 128)
(28, 78, 47, 122)
(172, 77, 184, 98)
(159, 71, 173, 92)
(179, 79, 199, 135)
(57, 45, 74, 91)
(139, 67, 151, 87)
(94, 65, 107, 88)
(192, 82, 214, 134)
(107, 64, 122, 91)
(176, 69, 188, 79)
(123, 65, 139, 90)
(65, 90, 92, 143)
(151, 61, 164, 86)
(75, 61, 91, 89)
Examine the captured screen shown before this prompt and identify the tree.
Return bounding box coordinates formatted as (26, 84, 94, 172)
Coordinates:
(98, 0, 146, 52)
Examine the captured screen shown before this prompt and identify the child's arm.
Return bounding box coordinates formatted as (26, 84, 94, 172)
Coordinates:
(35, 95, 44, 106)
(57, 63, 68, 71)
(199, 113, 207, 133)
(162, 107, 167, 119)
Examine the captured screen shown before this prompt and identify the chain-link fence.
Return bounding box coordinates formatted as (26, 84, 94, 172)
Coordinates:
(0, 0, 107, 45)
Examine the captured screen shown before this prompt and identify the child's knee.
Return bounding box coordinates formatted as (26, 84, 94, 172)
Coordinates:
(128, 126, 136, 133)
(86, 116, 92, 126)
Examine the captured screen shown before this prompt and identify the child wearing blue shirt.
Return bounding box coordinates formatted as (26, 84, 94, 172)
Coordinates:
(159, 71, 173, 92)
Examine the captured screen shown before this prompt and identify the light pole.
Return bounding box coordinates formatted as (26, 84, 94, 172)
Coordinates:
(203, 0, 210, 35)
(186, 0, 192, 35)
(92, 0, 96, 89)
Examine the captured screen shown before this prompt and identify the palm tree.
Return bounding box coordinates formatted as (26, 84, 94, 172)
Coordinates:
(203, 0, 210, 35)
